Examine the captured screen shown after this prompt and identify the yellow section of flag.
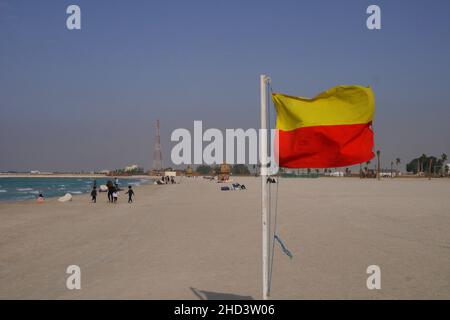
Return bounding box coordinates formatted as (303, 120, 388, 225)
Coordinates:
(272, 85, 375, 131)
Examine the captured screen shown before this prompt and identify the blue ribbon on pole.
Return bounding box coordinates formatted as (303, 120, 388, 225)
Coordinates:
(274, 235, 293, 259)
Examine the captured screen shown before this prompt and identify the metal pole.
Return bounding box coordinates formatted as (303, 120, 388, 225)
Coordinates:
(260, 74, 270, 300)
(376, 150, 381, 180)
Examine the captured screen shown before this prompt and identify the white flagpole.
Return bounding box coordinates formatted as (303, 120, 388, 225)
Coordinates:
(260, 74, 270, 300)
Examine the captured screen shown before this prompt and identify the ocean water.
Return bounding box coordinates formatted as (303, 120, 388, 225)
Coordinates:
(0, 177, 152, 202)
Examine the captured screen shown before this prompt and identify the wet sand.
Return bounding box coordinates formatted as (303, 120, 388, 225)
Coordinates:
(0, 177, 449, 299)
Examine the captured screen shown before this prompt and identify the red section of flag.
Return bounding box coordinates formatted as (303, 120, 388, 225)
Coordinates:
(277, 123, 374, 168)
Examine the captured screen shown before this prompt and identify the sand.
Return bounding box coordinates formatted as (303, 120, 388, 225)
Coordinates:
(0, 177, 449, 299)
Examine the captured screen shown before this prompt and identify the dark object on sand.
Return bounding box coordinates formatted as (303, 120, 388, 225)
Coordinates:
(267, 177, 277, 183)
(220, 186, 230, 191)
(232, 183, 247, 190)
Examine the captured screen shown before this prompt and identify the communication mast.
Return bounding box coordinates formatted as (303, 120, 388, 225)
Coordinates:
(152, 120, 163, 171)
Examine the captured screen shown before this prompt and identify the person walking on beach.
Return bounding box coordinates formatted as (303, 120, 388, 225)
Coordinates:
(114, 177, 119, 190)
(112, 189, 118, 203)
(91, 186, 97, 203)
(106, 180, 114, 203)
(125, 185, 135, 203)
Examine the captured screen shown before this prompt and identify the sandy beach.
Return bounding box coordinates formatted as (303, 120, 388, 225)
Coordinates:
(1, 177, 450, 299)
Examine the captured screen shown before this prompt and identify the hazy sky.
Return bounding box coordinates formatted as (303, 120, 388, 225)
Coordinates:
(1, 0, 449, 172)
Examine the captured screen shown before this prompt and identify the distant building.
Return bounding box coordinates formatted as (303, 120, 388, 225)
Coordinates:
(125, 164, 139, 172)
(380, 172, 395, 178)
(327, 171, 344, 177)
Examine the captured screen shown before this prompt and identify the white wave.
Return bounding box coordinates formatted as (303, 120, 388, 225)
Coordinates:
(68, 191, 83, 194)
(0, 190, 7, 193)
(17, 188, 33, 191)
(17, 195, 35, 200)
(29, 191, 40, 194)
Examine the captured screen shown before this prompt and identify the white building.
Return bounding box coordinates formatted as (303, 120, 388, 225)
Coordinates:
(125, 164, 139, 172)
(327, 171, 344, 177)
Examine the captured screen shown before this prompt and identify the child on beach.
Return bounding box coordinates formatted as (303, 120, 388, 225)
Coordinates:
(91, 186, 97, 203)
(36, 193, 44, 203)
(125, 185, 134, 203)
(112, 191, 118, 203)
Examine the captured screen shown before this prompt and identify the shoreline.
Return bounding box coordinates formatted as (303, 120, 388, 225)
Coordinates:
(0, 174, 155, 179)
(0, 181, 153, 207)
(0, 176, 155, 204)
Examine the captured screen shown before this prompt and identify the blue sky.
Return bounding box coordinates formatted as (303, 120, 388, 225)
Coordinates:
(1, 0, 449, 171)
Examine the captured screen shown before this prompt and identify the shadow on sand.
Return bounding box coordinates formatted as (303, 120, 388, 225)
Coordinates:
(190, 287, 254, 300)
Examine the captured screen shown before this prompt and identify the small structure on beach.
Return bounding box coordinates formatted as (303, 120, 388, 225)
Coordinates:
(186, 165, 193, 177)
(164, 171, 177, 177)
(218, 163, 230, 182)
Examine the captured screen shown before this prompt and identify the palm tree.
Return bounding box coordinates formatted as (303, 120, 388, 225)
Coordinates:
(428, 157, 433, 180)
(441, 153, 448, 176)
(390, 161, 394, 178)
(420, 154, 427, 173)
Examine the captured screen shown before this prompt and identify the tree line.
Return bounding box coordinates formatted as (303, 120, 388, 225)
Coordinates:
(406, 153, 448, 175)
(195, 164, 251, 175)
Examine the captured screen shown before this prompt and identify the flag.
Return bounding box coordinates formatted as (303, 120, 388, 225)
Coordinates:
(272, 85, 375, 168)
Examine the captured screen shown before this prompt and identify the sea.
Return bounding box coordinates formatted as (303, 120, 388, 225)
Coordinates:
(0, 177, 152, 202)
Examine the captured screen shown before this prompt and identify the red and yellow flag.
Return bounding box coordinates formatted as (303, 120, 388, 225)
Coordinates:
(272, 85, 375, 168)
